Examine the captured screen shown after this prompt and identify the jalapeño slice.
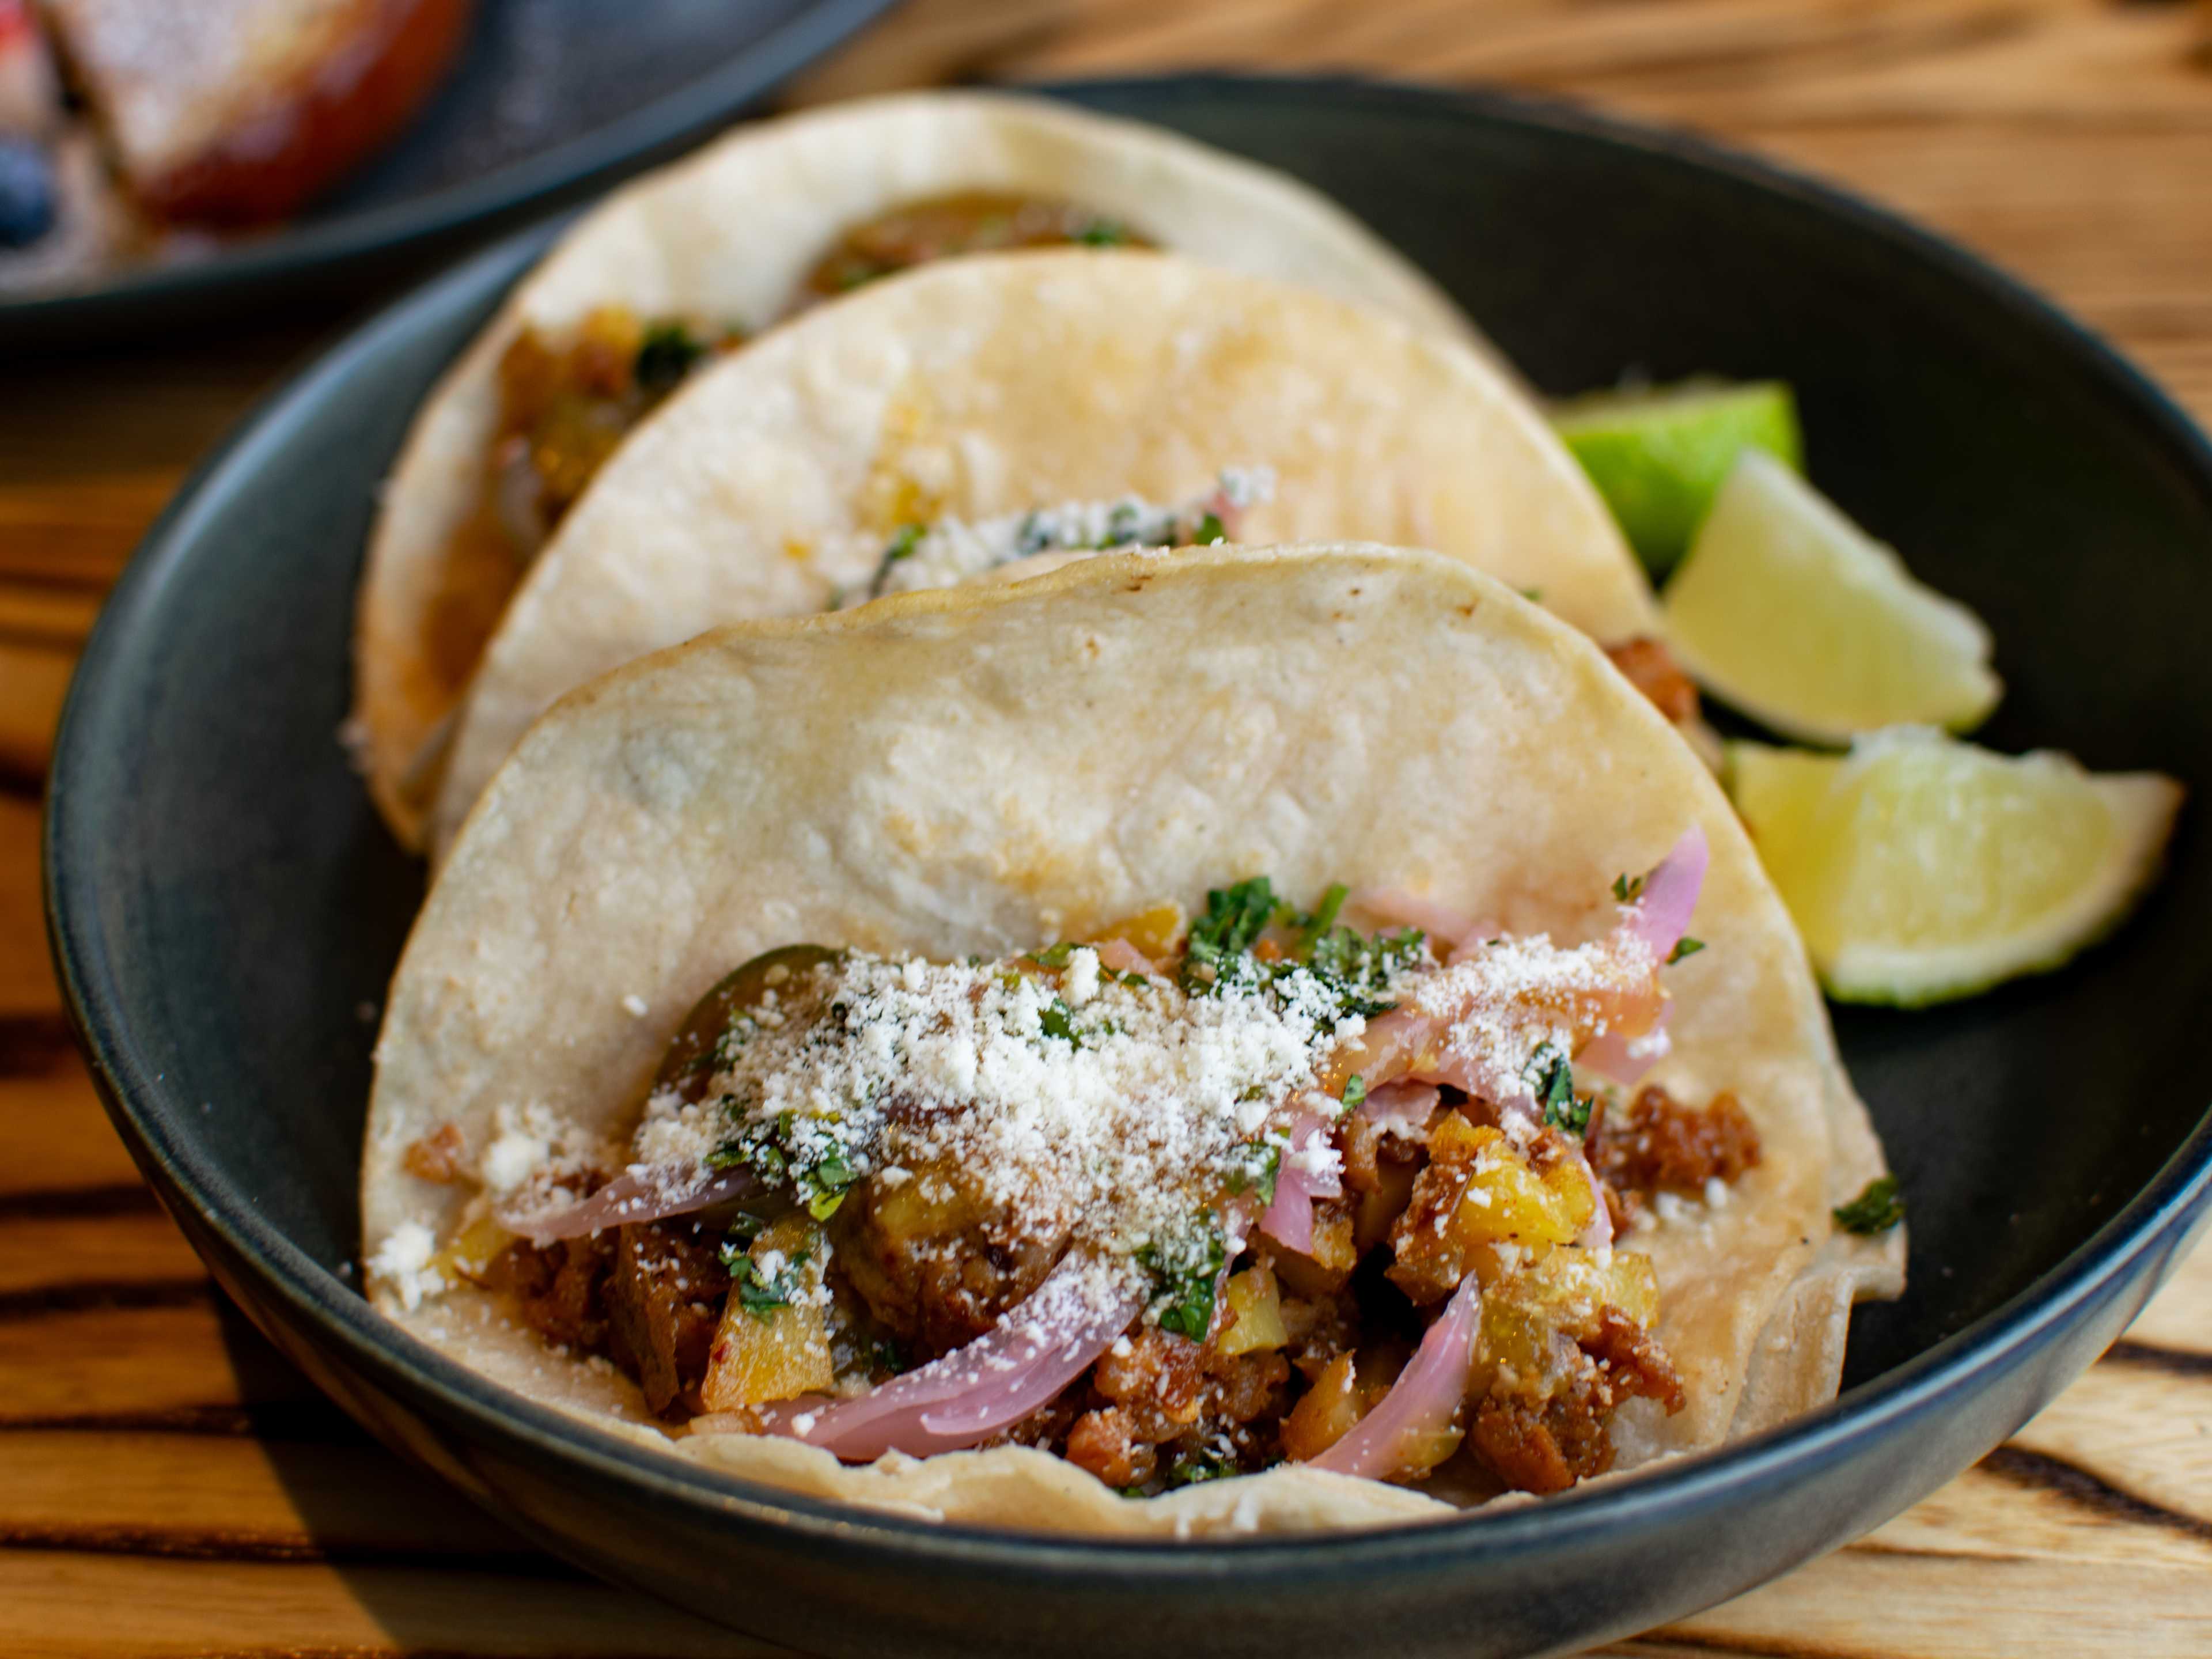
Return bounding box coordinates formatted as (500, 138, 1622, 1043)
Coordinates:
(655, 944, 842, 1103)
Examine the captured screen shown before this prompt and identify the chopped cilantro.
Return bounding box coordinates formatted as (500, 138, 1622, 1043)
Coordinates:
(711, 1109, 859, 1219)
(1527, 1043, 1588, 1135)
(1138, 1216, 1226, 1341)
(1612, 871, 1646, 903)
(1181, 877, 1279, 991)
(1834, 1176, 1905, 1235)
(721, 1244, 810, 1317)
(1520, 586, 1544, 602)
(1668, 936, 1706, 965)
(1224, 1138, 1283, 1205)
(1076, 219, 1132, 247)
(865, 522, 926, 599)
(1161, 1448, 1238, 1488)
(1340, 1073, 1368, 1115)
(1289, 884, 1349, 958)
(1192, 511, 1226, 544)
(1031, 941, 1077, 968)
(634, 323, 707, 396)
(870, 1336, 908, 1375)
(1038, 996, 1081, 1047)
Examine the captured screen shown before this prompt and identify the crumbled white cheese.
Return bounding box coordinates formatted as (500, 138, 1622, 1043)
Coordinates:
(1062, 946, 1101, 1007)
(844, 467, 1276, 606)
(478, 1102, 574, 1194)
(367, 1221, 444, 1311)
(622, 993, 649, 1018)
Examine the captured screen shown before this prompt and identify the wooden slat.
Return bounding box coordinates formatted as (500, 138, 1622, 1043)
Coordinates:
(0, 471, 179, 588)
(0, 1431, 532, 1560)
(0, 585, 103, 650)
(0, 1552, 774, 1659)
(0, 797, 59, 1017)
(0, 1301, 313, 1424)
(0, 1209, 203, 1300)
(0, 645, 71, 794)
(0, 1051, 145, 1200)
(1649, 1542, 2212, 1658)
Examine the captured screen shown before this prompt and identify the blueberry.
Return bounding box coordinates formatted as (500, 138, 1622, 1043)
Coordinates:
(0, 137, 57, 249)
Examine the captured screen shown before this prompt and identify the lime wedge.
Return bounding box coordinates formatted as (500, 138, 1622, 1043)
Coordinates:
(1552, 378, 1802, 575)
(1660, 452, 2001, 745)
(1728, 729, 2182, 1005)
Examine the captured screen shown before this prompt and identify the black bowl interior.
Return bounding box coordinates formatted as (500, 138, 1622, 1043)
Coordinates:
(0, 0, 891, 350)
(44, 75, 2212, 1659)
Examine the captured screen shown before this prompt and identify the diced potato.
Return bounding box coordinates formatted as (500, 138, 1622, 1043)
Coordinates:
(1217, 1266, 1289, 1357)
(1525, 1245, 1662, 1330)
(438, 1213, 514, 1282)
(1449, 1123, 1594, 1249)
(1282, 1353, 1365, 1461)
(1477, 1247, 1664, 1402)
(1272, 1208, 1359, 1296)
(1096, 900, 1185, 961)
(700, 1216, 835, 1410)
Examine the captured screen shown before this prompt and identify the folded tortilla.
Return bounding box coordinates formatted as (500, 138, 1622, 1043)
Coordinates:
(353, 89, 1487, 849)
(419, 249, 1653, 859)
(363, 544, 1899, 1535)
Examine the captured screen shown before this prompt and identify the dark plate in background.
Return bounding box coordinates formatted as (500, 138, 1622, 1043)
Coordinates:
(43, 74, 2212, 1659)
(0, 0, 892, 351)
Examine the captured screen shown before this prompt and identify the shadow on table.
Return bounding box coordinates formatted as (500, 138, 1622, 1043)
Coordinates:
(210, 1290, 781, 1656)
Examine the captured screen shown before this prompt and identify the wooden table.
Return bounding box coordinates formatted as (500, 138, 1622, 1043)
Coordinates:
(5, 1, 2211, 1652)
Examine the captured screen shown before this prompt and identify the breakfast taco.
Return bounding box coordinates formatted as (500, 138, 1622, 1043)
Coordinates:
(362, 544, 1900, 1536)
(412, 249, 1673, 860)
(351, 89, 1486, 848)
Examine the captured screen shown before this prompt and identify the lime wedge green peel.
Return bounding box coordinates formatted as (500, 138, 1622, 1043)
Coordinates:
(1552, 378, 1802, 576)
(1728, 729, 2182, 1006)
(1661, 452, 2001, 745)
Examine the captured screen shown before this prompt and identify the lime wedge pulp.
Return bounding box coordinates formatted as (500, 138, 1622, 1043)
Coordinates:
(1727, 729, 2182, 1006)
(1660, 451, 2001, 745)
(1552, 378, 1802, 576)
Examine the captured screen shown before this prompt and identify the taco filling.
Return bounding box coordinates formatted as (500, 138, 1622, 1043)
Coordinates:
(839, 467, 1274, 607)
(421, 195, 1153, 701)
(378, 831, 1764, 1499)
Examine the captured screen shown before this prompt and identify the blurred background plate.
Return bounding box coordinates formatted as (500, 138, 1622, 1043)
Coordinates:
(0, 0, 893, 352)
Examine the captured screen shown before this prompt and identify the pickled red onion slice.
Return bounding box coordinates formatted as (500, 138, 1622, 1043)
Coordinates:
(1092, 937, 1157, 976)
(1258, 1112, 1341, 1255)
(1578, 1007, 1671, 1087)
(753, 1255, 1145, 1460)
(499, 1164, 760, 1244)
(1309, 1271, 1483, 1480)
(1627, 827, 1706, 963)
(1359, 1081, 1441, 1139)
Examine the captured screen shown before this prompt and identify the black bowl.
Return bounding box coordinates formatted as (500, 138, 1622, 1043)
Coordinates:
(45, 75, 2212, 1659)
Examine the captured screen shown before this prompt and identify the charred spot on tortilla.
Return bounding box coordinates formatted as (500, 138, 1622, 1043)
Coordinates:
(800, 191, 1151, 302)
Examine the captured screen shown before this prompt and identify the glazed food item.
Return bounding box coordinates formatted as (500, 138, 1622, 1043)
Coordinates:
(0, 0, 471, 289)
(362, 545, 1901, 1535)
(390, 250, 1669, 860)
(349, 90, 1490, 849)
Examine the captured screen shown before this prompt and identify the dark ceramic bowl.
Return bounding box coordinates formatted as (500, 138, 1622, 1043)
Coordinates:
(45, 75, 2212, 1659)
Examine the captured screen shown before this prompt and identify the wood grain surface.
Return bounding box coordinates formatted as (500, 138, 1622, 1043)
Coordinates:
(4, 1, 2210, 1653)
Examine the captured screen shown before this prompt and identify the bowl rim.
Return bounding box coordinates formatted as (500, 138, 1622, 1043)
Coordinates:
(44, 69, 2212, 1582)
